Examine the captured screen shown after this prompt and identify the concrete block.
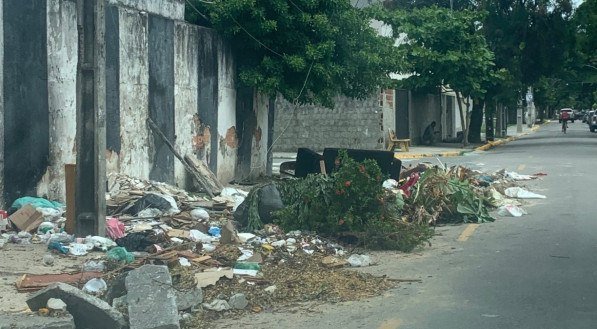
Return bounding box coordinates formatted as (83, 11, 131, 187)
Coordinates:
(26, 283, 127, 329)
(125, 265, 180, 329)
(0, 312, 75, 329)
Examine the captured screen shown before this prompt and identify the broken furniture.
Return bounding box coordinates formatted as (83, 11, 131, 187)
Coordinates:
(280, 148, 401, 180)
(387, 129, 411, 152)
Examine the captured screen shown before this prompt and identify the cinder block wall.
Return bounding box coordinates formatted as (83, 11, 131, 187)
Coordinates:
(272, 95, 384, 152)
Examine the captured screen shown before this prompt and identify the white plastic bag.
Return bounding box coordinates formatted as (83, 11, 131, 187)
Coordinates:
(504, 187, 546, 199)
(497, 205, 527, 217)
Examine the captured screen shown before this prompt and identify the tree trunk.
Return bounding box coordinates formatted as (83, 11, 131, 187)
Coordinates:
(455, 92, 469, 147)
(468, 98, 484, 143)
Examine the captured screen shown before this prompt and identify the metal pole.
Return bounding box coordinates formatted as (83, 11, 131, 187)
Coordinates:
(75, 0, 106, 237)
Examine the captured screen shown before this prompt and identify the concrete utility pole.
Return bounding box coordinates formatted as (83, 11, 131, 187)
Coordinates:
(75, 0, 106, 237)
(517, 99, 523, 133)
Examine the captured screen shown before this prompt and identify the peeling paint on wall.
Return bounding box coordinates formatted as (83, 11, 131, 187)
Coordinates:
(215, 38, 237, 183)
(118, 7, 150, 179)
(44, 0, 77, 202)
(0, 0, 5, 207)
(173, 22, 199, 188)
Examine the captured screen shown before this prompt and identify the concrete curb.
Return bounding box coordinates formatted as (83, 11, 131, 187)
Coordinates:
(394, 121, 547, 160)
(394, 150, 469, 160)
(475, 122, 545, 152)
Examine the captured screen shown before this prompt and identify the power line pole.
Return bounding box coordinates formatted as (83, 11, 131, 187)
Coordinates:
(75, 0, 106, 237)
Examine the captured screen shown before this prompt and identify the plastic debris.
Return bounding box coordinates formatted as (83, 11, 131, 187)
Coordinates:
(504, 187, 546, 199)
(106, 247, 135, 263)
(382, 179, 399, 190)
(83, 278, 108, 295)
(48, 241, 68, 254)
(82, 260, 106, 272)
(37, 222, 56, 234)
(190, 208, 210, 221)
(237, 233, 256, 243)
(202, 299, 230, 312)
(85, 236, 116, 251)
(208, 226, 221, 237)
(105, 217, 125, 240)
(498, 205, 527, 217)
(10, 197, 63, 212)
(68, 243, 90, 256)
(220, 187, 248, 211)
(189, 230, 214, 243)
(179, 257, 192, 267)
(347, 254, 372, 267)
(505, 171, 537, 181)
(46, 298, 67, 312)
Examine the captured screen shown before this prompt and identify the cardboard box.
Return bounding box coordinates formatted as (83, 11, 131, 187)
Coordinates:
(8, 204, 44, 232)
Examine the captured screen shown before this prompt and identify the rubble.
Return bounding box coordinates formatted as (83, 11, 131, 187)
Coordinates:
(228, 293, 248, 310)
(125, 265, 180, 329)
(26, 283, 127, 329)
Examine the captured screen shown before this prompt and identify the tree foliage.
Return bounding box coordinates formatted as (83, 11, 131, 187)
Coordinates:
(185, 0, 398, 107)
(372, 6, 497, 145)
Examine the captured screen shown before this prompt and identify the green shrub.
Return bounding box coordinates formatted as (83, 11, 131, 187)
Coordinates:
(275, 150, 432, 251)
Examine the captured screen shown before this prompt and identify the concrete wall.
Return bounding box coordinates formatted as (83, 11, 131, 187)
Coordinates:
(41, 0, 78, 200)
(272, 95, 384, 152)
(0, 0, 4, 207)
(107, 0, 185, 20)
(0, 0, 242, 206)
(409, 92, 442, 144)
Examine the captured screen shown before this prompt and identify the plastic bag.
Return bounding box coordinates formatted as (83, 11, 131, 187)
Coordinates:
(83, 278, 107, 295)
(190, 208, 210, 221)
(10, 197, 63, 212)
(189, 229, 214, 243)
(498, 205, 527, 217)
(504, 187, 546, 199)
(106, 247, 134, 263)
(105, 218, 125, 240)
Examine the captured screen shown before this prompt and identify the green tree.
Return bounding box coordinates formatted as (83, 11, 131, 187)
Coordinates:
(185, 0, 398, 108)
(373, 6, 497, 146)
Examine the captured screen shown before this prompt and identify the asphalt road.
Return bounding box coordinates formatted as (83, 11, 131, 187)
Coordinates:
(215, 121, 597, 329)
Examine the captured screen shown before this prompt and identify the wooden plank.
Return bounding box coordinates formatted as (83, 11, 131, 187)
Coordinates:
(64, 164, 76, 234)
(184, 155, 223, 194)
(147, 118, 216, 197)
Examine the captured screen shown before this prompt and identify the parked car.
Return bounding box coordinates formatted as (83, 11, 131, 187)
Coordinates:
(574, 110, 584, 120)
(559, 108, 575, 123)
(589, 111, 597, 133)
(584, 110, 595, 124)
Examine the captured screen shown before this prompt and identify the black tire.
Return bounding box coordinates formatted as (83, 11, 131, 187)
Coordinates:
(571, 120, 575, 123)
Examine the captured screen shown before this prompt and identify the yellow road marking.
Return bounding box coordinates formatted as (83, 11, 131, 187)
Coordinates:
(457, 224, 480, 242)
(517, 164, 526, 171)
(378, 318, 402, 329)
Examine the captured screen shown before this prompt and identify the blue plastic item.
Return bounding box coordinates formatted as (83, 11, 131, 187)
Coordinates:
(208, 226, 221, 237)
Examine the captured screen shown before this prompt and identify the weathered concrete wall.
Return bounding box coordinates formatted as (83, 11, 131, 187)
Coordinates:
(381, 89, 395, 148)
(216, 40, 237, 183)
(174, 22, 199, 188)
(114, 7, 150, 180)
(107, 0, 184, 20)
(147, 14, 175, 184)
(0, 0, 4, 207)
(272, 95, 384, 152)
(410, 92, 442, 144)
(236, 90, 270, 180)
(41, 0, 77, 201)
(196, 28, 219, 175)
(2, 0, 49, 205)
(0, 0, 245, 205)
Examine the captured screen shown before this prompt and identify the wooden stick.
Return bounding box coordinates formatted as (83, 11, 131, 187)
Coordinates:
(147, 118, 215, 197)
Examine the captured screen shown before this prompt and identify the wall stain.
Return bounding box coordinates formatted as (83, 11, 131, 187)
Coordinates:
(253, 126, 262, 147)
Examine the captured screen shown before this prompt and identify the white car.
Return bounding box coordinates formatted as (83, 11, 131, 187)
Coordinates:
(559, 108, 575, 123)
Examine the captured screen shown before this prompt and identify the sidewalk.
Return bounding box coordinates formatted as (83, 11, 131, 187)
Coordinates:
(272, 123, 543, 172)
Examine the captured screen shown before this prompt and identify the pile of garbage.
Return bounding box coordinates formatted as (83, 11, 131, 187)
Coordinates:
(390, 162, 546, 223)
(0, 174, 398, 329)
